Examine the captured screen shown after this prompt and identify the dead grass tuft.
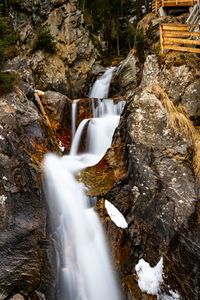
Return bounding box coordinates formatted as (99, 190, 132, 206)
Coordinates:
(149, 84, 200, 179)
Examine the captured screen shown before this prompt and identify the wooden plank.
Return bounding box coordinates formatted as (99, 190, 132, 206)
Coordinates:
(163, 3, 196, 6)
(163, 0, 196, 3)
(164, 37, 200, 45)
(164, 0, 197, 3)
(162, 0, 197, 5)
(164, 44, 200, 53)
(163, 0, 196, 2)
(162, 23, 196, 27)
(162, 25, 189, 31)
(160, 25, 164, 54)
(164, 31, 200, 37)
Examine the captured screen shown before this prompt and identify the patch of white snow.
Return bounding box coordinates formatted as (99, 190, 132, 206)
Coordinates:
(135, 257, 163, 295)
(105, 200, 128, 229)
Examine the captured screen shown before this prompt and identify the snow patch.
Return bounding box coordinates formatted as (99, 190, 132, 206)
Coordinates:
(105, 200, 128, 229)
(0, 135, 4, 140)
(135, 257, 163, 295)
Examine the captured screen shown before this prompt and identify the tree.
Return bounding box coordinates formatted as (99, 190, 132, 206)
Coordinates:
(32, 26, 57, 54)
(79, 0, 145, 57)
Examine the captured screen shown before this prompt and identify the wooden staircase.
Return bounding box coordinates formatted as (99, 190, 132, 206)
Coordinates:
(160, 23, 200, 54)
(154, 0, 200, 54)
(152, 0, 197, 12)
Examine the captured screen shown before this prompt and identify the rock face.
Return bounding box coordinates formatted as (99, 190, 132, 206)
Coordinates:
(111, 49, 141, 98)
(0, 91, 59, 299)
(97, 51, 200, 299)
(9, 0, 101, 98)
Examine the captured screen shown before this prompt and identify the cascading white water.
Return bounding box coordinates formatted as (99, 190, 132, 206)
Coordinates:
(71, 101, 77, 138)
(43, 68, 125, 300)
(70, 119, 89, 155)
(89, 67, 115, 99)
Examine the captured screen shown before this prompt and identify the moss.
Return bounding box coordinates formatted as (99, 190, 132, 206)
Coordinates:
(0, 71, 18, 94)
(33, 26, 57, 54)
(0, 16, 17, 64)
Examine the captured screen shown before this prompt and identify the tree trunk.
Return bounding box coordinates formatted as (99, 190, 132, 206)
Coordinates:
(82, 0, 85, 11)
(117, 33, 120, 56)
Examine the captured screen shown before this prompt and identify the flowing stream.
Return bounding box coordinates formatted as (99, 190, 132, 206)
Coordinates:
(43, 68, 125, 300)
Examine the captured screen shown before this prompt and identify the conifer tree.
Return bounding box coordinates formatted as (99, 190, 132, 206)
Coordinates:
(79, 0, 145, 56)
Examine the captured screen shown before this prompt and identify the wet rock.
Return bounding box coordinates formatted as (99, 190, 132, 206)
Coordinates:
(0, 91, 58, 299)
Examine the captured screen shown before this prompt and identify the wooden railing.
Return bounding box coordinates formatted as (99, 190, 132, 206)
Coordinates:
(160, 23, 200, 54)
(152, 0, 162, 12)
(152, 0, 197, 12)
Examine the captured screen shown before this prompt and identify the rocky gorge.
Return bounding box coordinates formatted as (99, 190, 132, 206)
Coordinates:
(0, 0, 200, 299)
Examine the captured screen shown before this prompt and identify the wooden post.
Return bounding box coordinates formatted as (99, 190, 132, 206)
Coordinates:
(160, 24, 164, 54)
(35, 93, 53, 131)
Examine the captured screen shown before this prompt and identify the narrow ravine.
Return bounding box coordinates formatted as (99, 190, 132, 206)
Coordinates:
(43, 68, 125, 300)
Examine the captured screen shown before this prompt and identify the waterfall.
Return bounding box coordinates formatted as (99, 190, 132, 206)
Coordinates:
(43, 68, 124, 300)
(89, 67, 115, 99)
(71, 101, 77, 138)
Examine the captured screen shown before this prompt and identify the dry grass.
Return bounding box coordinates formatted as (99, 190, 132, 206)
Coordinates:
(193, 139, 200, 179)
(149, 84, 200, 179)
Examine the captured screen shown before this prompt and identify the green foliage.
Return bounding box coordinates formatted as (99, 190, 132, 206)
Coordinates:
(0, 71, 17, 93)
(33, 26, 57, 54)
(0, 3, 17, 65)
(8, 0, 20, 5)
(0, 0, 18, 93)
(134, 27, 145, 61)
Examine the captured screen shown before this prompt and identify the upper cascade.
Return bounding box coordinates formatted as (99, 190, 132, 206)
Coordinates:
(89, 67, 116, 99)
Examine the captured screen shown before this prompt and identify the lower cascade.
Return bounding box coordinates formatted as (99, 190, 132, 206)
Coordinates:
(43, 69, 125, 300)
